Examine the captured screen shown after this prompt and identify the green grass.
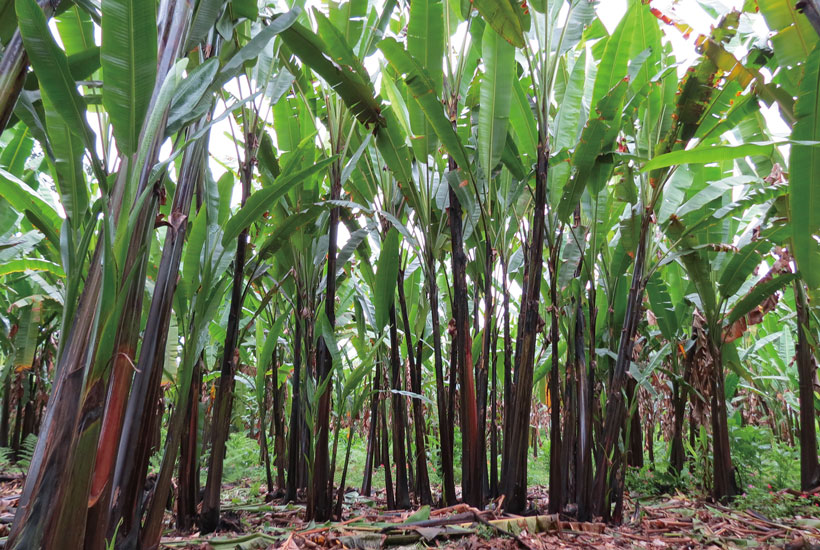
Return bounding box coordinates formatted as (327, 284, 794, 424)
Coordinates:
(216, 426, 554, 498)
(215, 421, 812, 521)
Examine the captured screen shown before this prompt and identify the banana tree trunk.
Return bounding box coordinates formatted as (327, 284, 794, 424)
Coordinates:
(328, 396, 342, 509)
(139, 339, 206, 549)
(795, 281, 820, 489)
(334, 422, 355, 518)
(308, 161, 341, 521)
(404, 402, 415, 493)
(0, 368, 10, 448)
(501, 253, 511, 466)
(547, 233, 564, 515)
(177, 356, 202, 532)
(448, 181, 482, 507)
(425, 258, 456, 505)
(200, 167, 252, 534)
(260, 348, 275, 494)
(490, 323, 498, 498)
(380, 358, 395, 509)
(626, 378, 643, 469)
(478, 245, 493, 497)
(501, 141, 548, 514)
(562, 302, 577, 505)
(107, 129, 208, 549)
(397, 271, 432, 504)
(388, 304, 411, 508)
(591, 211, 652, 521)
(10, 374, 24, 459)
(8, 2, 191, 544)
(708, 336, 737, 501)
(272, 371, 287, 491)
(361, 370, 378, 497)
(669, 338, 693, 476)
(286, 294, 305, 501)
(575, 304, 593, 520)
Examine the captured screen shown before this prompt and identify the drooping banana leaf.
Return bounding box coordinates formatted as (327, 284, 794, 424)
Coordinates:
(379, 38, 473, 176)
(15, 0, 98, 157)
(280, 19, 383, 127)
(717, 240, 772, 300)
(471, 0, 526, 47)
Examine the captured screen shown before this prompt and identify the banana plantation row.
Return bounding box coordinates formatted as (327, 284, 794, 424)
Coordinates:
(0, 0, 818, 547)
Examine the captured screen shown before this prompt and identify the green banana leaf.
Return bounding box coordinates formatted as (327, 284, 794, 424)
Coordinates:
(100, 0, 157, 154)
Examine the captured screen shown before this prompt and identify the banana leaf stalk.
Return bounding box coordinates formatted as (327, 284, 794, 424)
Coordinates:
(7, 0, 189, 543)
(104, 127, 210, 547)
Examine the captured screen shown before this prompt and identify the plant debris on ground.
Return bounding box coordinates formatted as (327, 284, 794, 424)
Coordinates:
(5, 477, 815, 549)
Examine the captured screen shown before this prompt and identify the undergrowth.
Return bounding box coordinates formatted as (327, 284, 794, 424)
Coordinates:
(0, 433, 37, 475)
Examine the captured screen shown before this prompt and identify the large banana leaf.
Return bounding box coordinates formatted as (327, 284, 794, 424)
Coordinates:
(185, 0, 226, 51)
(725, 274, 797, 326)
(643, 143, 777, 172)
(407, 0, 444, 160)
(665, 218, 718, 321)
(0, 258, 65, 278)
(646, 272, 678, 341)
(628, 1, 662, 94)
(557, 78, 627, 221)
(219, 9, 300, 80)
(790, 46, 820, 289)
(553, 0, 597, 55)
(0, 124, 32, 175)
(12, 304, 39, 372)
(166, 58, 220, 136)
(329, 0, 367, 49)
(55, 6, 95, 56)
(374, 106, 414, 187)
(549, 48, 586, 198)
(256, 314, 288, 403)
(0, 0, 16, 43)
(101, 0, 157, 155)
(508, 77, 537, 163)
(590, 0, 635, 108)
(478, 23, 515, 177)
